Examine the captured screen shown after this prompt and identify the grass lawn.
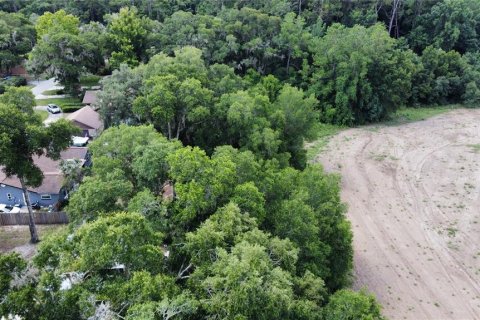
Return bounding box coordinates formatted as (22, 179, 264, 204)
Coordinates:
(36, 97, 82, 108)
(306, 123, 344, 162)
(35, 110, 49, 122)
(0, 224, 67, 252)
(389, 105, 459, 123)
(80, 74, 102, 87)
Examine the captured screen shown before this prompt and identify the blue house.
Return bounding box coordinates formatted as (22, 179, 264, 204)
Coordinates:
(0, 147, 89, 210)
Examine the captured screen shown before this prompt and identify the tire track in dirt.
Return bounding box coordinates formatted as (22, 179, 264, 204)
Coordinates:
(315, 109, 480, 319)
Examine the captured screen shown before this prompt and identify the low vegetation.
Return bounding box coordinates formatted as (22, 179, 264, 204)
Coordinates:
(0, 225, 67, 252)
(390, 105, 460, 123)
(34, 109, 48, 121)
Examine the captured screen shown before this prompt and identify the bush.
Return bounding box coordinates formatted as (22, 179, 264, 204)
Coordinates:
(0, 76, 27, 91)
(62, 105, 82, 113)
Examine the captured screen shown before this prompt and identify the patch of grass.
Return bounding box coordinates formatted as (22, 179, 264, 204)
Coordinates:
(36, 97, 82, 108)
(446, 227, 458, 237)
(468, 144, 480, 153)
(389, 105, 459, 124)
(80, 74, 101, 87)
(306, 123, 344, 161)
(35, 110, 49, 122)
(0, 225, 67, 252)
(371, 153, 387, 161)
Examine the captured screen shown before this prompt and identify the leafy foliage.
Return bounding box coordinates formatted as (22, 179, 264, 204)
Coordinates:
(0, 12, 35, 72)
(7, 0, 480, 318)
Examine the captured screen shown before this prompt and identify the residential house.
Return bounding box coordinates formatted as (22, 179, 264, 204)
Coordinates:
(0, 147, 89, 210)
(66, 106, 103, 138)
(82, 90, 98, 106)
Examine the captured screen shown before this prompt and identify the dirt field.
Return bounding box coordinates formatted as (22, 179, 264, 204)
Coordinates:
(314, 109, 480, 319)
(0, 225, 67, 259)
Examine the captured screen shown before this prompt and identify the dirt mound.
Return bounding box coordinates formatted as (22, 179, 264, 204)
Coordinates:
(315, 109, 480, 319)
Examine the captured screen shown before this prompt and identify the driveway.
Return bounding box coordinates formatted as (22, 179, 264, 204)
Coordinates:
(29, 78, 65, 99)
(30, 78, 66, 125)
(34, 105, 64, 125)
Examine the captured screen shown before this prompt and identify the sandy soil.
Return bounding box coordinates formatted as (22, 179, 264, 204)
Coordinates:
(314, 109, 480, 320)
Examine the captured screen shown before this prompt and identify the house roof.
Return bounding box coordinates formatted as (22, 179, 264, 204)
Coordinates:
(82, 90, 98, 105)
(0, 147, 88, 194)
(67, 106, 102, 130)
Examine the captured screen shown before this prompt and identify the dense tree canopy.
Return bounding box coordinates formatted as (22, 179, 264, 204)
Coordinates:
(0, 11, 35, 72)
(2, 0, 480, 318)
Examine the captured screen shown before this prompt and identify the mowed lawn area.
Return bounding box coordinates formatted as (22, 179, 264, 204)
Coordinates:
(35, 97, 82, 107)
(35, 109, 49, 121)
(0, 225, 67, 252)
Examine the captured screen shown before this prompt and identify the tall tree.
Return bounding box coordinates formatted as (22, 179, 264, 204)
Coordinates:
(105, 7, 150, 68)
(35, 9, 80, 39)
(0, 88, 78, 242)
(28, 32, 96, 93)
(309, 23, 415, 125)
(0, 12, 36, 73)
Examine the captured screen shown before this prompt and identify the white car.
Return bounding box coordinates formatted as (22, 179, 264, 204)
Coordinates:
(72, 136, 89, 147)
(0, 204, 20, 213)
(47, 104, 62, 114)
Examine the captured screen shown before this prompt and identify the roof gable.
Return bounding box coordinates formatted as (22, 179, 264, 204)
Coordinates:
(67, 106, 102, 130)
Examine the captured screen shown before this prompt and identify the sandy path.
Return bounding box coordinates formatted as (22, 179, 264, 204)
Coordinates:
(315, 109, 480, 320)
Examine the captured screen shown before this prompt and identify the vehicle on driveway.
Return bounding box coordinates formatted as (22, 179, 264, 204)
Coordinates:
(47, 104, 62, 114)
(0, 204, 21, 213)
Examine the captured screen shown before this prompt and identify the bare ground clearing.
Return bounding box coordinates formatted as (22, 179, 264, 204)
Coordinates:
(0, 225, 67, 259)
(314, 109, 480, 320)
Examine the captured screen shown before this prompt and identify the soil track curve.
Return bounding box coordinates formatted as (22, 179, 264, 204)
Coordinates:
(315, 109, 480, 319)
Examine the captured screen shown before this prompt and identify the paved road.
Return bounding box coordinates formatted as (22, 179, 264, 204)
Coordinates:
(29, 78, 64, 99)
(30, 78, 65, 125)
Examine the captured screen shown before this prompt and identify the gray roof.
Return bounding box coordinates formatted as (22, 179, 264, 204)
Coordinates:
(0, 147, 88, 194)
(67, 106, 102, 130)
(82, 90, 99, 105)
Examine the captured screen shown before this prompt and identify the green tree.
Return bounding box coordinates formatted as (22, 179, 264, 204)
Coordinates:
(73, 212, 164, 273)
(0, 253, 26, 298)
(408, 0, 480, 53)
(323, 289, 385, 320)
(96, 64, 143, 127)
(274, 12, 310, 75)
(28, 32, 97, 93)
(309, 23, 415, 125)
(0, 12, 36, 72)
(0, 89, 78, 242)
(105, 7, 150, 68)
(0, 86, 36, 113)
(411, 46, 467, 105)
(66, 170, 133, 222)
(133, 75, 213, 140)
(194, 241, 296, 319)
(35, 9, 80, 39)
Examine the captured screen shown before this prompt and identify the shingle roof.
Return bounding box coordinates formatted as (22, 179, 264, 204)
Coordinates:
(82, 90, 98, 105)
(0, 147, 88, 194)
(66, 106, 102, 130)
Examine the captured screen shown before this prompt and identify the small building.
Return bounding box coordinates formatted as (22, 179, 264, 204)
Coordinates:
(82, 90, 99, 106)
(66, 106, 103, 138)
(0, 147, 89, 209)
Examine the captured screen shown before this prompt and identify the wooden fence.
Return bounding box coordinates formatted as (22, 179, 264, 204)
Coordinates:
(0, 212, 69, 226)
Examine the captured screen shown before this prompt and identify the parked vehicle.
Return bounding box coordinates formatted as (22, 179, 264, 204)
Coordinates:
(47, 104, 62, 114)
(0, 204, 20, 213)
(72, 136, 89, 147)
